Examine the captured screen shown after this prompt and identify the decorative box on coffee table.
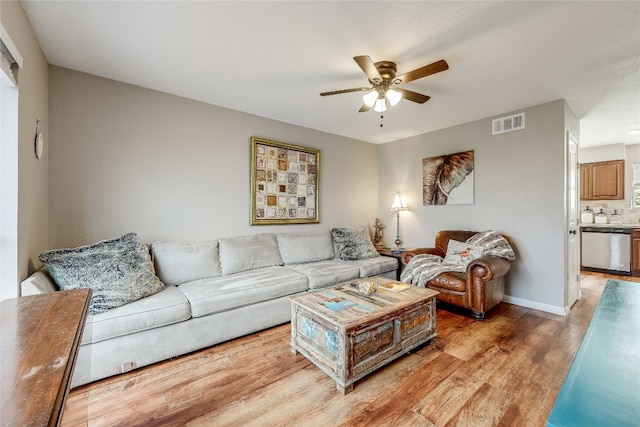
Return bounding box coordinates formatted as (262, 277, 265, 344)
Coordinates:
(289, 276, 438, 394)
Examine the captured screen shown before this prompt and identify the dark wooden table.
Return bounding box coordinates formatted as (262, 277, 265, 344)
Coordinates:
(377, 248, 406, 280)
(1, 288, 91, 427)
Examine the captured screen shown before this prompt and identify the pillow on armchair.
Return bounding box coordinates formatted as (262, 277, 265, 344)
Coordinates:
(444, 240, 484, 266)
(39, 233, 165, 314)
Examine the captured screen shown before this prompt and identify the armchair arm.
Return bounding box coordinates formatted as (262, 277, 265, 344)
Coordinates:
(466, 255, 511, 281)
(401, 247, 445, 266)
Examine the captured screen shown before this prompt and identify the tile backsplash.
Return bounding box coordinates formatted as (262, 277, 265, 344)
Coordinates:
(580, 201, 640, 224)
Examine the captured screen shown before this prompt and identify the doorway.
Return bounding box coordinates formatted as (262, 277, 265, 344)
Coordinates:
(566, 131, 581, 309)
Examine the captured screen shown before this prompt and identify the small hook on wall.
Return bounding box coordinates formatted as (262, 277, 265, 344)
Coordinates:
(34, 118, 44, 160)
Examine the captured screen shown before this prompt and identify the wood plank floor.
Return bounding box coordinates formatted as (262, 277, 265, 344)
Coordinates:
(61, 273, 639, 427)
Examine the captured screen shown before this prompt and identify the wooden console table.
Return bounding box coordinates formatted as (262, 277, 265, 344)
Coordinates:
(1, 288, 91, 426)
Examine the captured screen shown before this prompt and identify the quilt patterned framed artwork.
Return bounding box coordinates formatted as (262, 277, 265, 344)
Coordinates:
(250, 137, 320, 225)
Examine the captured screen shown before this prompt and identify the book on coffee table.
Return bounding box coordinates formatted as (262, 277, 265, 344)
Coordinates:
(379, 282, 411, 292)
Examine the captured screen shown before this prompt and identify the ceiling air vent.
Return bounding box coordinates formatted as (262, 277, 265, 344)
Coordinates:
(492, 112, 525, 135)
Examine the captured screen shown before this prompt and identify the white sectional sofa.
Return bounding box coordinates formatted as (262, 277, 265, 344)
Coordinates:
(21, 229, 397, 387)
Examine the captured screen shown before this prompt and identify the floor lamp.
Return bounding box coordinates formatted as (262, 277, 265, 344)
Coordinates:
(390, 192, 408, 251)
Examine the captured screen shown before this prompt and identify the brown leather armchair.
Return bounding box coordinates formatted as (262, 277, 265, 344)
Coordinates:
(401, 230, 512, 321)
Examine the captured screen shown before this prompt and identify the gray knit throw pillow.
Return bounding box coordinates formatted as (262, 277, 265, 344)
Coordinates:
(331, 226, 379, 260)
(39, 233, 165, 314)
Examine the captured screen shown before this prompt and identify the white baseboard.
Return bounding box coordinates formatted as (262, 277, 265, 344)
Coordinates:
(502, 295, 568, 316)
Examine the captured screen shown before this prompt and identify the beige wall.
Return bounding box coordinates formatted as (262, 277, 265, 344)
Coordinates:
(48, 66, 379, 248)
(0, 1, 49, 294)
(48, 65, 577, 312)
(378, 100, 573, 311)
(7, 0, 579, 312)
(579, 143, 626, 163)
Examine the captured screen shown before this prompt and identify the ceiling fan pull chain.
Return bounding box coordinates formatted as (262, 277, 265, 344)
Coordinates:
(380, 114, 384, 128)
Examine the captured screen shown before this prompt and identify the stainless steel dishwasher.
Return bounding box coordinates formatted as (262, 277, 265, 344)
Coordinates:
(581, 226, 631, 275)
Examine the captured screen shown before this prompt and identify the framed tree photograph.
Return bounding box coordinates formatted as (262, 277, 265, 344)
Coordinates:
(250, 137, 320, 225)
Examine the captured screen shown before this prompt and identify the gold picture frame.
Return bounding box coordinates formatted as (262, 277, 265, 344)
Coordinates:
(250, 137, 320, 225)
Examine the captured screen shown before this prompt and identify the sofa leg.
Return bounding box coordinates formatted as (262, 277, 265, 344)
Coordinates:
(472, 310, 485, 321)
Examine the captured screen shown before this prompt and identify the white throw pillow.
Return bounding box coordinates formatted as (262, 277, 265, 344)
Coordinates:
(444, 240, 484, 266)
(151, 241, 221, 285)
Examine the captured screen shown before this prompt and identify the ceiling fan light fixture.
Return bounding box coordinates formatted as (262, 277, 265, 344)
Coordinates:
(363, 90, 378, 107)
(386, 89, 402, 106)
(373, 98, 387, 113)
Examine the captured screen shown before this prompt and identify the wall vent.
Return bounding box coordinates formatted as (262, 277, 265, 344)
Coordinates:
(492, 112, 525, 135)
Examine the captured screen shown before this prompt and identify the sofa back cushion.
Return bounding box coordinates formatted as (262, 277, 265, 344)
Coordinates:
(218, 233, 283, 275)
(151, 241, 221, 285)
(277, 231, 335, 264)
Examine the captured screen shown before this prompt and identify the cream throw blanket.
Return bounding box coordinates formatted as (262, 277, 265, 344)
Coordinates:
(400, 230, 515, 287)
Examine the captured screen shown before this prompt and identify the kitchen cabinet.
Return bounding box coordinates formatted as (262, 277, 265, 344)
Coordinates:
(580, 159, 624, 200)
(580, 164, 590, 200)
(632, 229, 640, 277)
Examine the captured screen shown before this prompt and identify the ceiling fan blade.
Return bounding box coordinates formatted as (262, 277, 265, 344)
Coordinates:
(320, 87, 370, 96)
(395, 59, 449, 84)
(359, 104, 371, 113)
(353, 56, 382, 83)
(396, 88, 431, 104)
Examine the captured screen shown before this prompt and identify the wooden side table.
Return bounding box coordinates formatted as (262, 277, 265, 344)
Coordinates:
(378, 248, 405, 280)
(1, 288, 91, 427)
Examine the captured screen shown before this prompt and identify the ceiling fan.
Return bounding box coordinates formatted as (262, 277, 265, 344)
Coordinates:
(320, 55, 449, 113)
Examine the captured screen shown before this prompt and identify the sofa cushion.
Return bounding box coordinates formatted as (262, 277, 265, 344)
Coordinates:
(218, 233, 283, 275)
(444, 240, 485, 267)
(151, 240, 221, 285)
(285, 260, 360, 289)
(331, 226, 379, 260)
(277, 231, 335, 264)
(81, 285, 191, 345)
(179, 266, 307, 318)
(39, 233, 165, 314)
(339, 255, 398, 277)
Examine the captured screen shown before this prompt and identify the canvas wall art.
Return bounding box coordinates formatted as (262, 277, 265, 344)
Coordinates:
(250, 137, 320, 224)
(422, 150, 474, 205)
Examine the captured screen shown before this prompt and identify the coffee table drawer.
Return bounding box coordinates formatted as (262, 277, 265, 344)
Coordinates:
(351, 319, 396, 377)
(294, 310, 343, 376)
(400, 303, 435, 347)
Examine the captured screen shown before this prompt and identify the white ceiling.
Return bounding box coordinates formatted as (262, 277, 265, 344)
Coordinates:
(20, 1, 640, 147)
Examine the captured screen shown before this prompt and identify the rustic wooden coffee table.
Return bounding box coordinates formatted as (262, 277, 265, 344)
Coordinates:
(289, 276, 438, 394)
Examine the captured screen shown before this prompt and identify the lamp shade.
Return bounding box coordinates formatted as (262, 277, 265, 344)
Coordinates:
(390, 192, 408, 211)
(373, 98, 387, 113)
(363, 90, 378, 107)
(386, 89, 402, 106)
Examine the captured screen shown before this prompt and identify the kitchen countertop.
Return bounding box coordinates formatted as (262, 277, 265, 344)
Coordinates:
(580, 223, 640, 228)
